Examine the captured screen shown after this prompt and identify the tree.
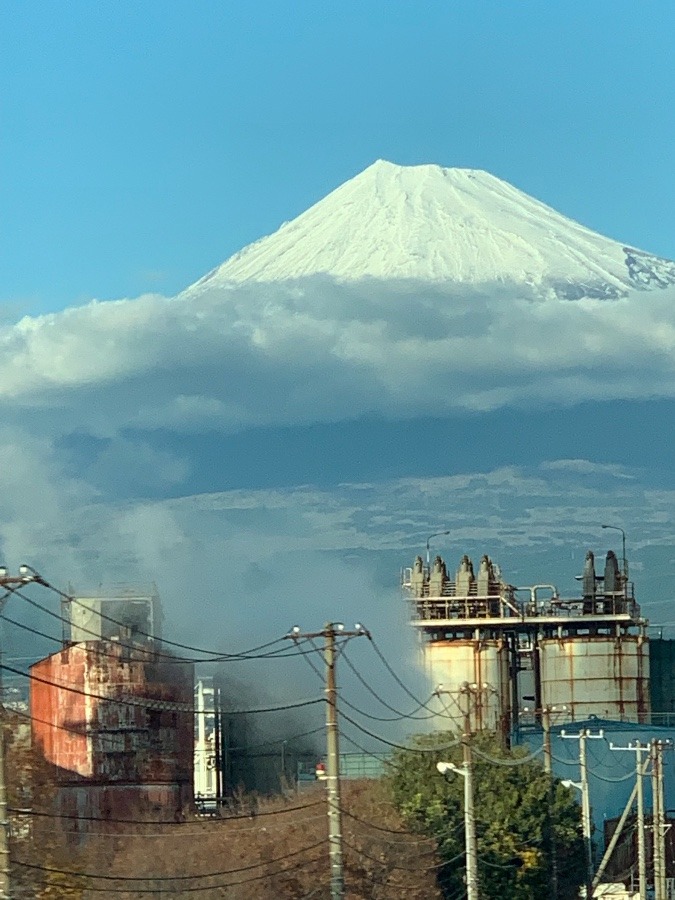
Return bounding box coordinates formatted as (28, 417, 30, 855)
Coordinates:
(387, 733, 586, 900)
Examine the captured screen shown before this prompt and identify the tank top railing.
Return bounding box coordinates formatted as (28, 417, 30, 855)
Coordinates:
(409, 593, 640, 622)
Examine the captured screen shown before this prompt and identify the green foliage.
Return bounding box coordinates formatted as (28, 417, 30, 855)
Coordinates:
(387, 733, 586, 900)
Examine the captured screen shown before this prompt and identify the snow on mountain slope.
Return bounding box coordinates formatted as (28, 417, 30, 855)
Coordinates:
(184, 160, 675, 300)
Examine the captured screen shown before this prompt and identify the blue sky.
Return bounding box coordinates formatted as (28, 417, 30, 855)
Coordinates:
(2, 1, 675, 314)
(1, 2, 675, 686)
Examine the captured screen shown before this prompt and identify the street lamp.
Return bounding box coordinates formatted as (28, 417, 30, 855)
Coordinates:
(437, 760, 478, 900)
(426, 530, 450, 568)
(601, 524, 628, 580)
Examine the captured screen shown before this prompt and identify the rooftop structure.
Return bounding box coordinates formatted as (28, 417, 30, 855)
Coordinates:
(65, 583, 161, 646)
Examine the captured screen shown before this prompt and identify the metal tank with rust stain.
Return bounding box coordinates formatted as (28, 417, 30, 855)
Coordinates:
(539, 633, 650, 723)
(426, 637, 510, 734)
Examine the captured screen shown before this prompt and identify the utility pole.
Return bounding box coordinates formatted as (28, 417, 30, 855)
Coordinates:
(434, 682, 479, 899)
(325, 623, 343, 900)
(608, 741, 650, 900)
(541, 705, 560, 900)
(542, 704, 552, 776)
(651, 739, 672, 900)
(459, 684, 479, 900)
(561, 728, 604, 900)
(289, 623, 365, 900)
(0, 564, 38, 900)
(0, 724, 7, 900)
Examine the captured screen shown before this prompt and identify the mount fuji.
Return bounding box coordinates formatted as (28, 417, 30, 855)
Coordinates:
(3, 161, 675, 659)
(185, 159, 675, 301)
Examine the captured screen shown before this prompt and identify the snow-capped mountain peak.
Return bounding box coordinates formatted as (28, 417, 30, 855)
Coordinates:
(184, 159, 675, 299)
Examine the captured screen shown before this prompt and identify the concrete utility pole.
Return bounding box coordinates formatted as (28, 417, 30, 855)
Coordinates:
(436, 682, 479, 900)
(289, 623, 365, 900)
(0, 723, 7, 900)
(607, 741, 651, 900)
(651, 739, 672, 900)
(542, 704, 552, 776)
(561, 728, 604, 900)
(436, 754, 479, 900)
(0, 564, 39, 900)
(460, 684, 479, 900)
(540, 705, 560, 900)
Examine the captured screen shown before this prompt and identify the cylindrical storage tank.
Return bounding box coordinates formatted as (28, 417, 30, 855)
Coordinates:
(539, 634, 650, 723)
(424, 639, 510, 734)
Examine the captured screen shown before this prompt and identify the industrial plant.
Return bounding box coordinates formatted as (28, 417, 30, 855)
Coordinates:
(402, 546, 655, 735)
(29, 585, 194, 833)
(7, 545, 675, 897)
(402, 542, 675, 896)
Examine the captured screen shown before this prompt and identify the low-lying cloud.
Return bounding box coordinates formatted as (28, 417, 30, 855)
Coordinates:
(2, 277, 675, 439)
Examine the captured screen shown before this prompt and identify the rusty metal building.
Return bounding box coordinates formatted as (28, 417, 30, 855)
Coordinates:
(30, 587, 194, 832)
(402, 548, 650, 736)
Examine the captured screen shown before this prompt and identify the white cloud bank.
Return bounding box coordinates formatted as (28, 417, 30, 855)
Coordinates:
(1, 277, 675, 437)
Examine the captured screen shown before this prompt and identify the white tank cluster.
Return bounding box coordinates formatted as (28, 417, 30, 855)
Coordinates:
(401, 549, 649, 736)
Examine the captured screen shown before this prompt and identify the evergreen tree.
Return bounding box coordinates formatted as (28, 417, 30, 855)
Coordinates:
(388, 733, 586, 900)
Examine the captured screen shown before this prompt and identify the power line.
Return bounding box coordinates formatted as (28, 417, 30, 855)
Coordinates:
(471, 745, 544, 767)
(1, 661, 325, 716)
(339, 729, 405, 772)
(4, 703, 324, 754)
(337, 708, 461, 753)
(342, 835, 459, 872)
(6, 586, 314, 663)
(19, 810, 329, 839)
(8, 798, 324, 827)
(548, 750, 637, 782)
(361, 629, 443, 717)
(13, 847, 327, 894)
(339, 644, 451, 721)
(13, 838, 327, 883)
(336, 805, 437, 843)
(37, 575, 307, 661)
(300, 636, 445, 724)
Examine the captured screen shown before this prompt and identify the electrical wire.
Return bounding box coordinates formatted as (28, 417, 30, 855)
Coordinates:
(339, 729, 405, 773)
(300, 635, 445, 725)
(337, 708, 461, 753)
(36, 575, 315, 662)
(471, 745, 544, 766)
(8, 798, 324, 826)
(477, 854, 526, 871)
(3, 702, 324, 757)
(335, 805, 437, 843)
(339, 644, 452, 721)
(5, 585, 315, 663)
(0, 661, 325, 716)
(362, 629, 443, 717)
(13, 847, 327, 894)
(342, 835, 460, 872)
(18, 810, 329, 839)
(13, 838, 327, 883)
(548, 749, 638, 782)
